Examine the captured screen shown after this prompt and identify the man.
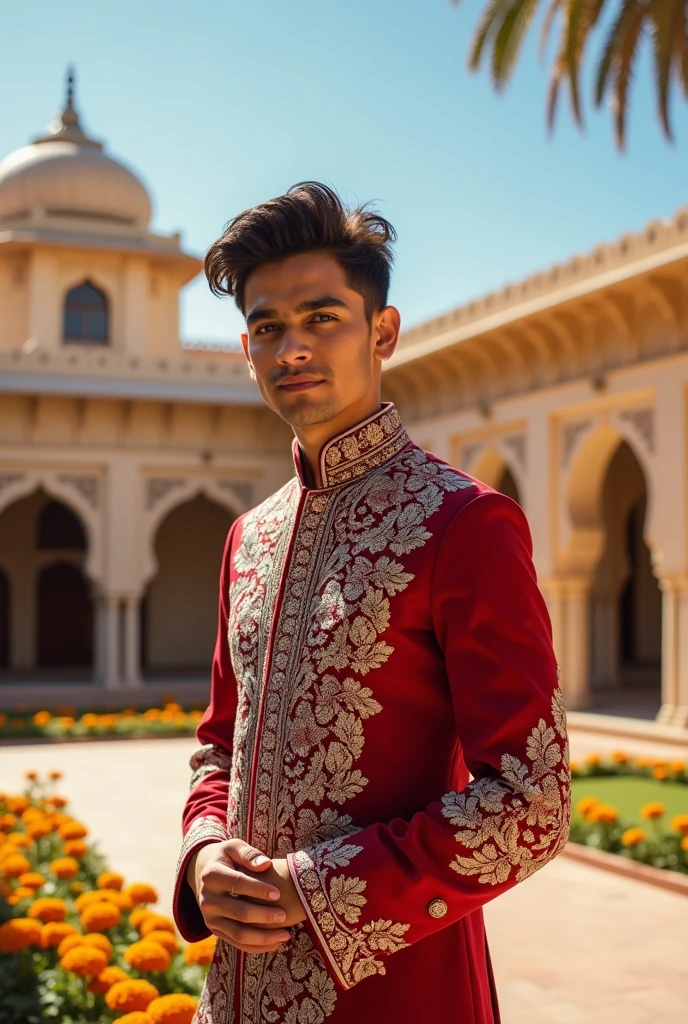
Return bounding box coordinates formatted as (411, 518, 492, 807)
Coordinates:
(173, 182, 571, 1024)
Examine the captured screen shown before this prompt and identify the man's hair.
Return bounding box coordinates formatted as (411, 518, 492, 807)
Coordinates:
(204, 181, 397, 320)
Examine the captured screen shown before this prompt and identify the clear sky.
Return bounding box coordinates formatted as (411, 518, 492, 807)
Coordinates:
(2, 0, 686, 345)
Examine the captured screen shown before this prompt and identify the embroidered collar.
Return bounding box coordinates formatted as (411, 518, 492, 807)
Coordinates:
(292, 402, 410, 489)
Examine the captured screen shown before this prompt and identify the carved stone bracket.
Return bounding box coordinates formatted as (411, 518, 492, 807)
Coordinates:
(57, 474, 100, 510)
(146, 477, 185, 512)
(562, 419, 593, 468)
(217, 479, 253, 508)
(619, 407, 655, 455)
(0, 473, 24, 495)
(502, 433, 527, 471)
(459, 442, 485, 470)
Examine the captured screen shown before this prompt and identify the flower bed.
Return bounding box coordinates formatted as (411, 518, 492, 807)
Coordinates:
(0, 773, 210, 1024)
(0, 705, 203, 743)
(569, 751, 688, 875)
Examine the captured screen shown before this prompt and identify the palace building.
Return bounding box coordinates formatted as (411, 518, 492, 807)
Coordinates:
(1, 77, 687, 728)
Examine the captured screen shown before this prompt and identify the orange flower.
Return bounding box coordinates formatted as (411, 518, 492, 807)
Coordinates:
(0, 713, 7, 727)
(58, 933, 87, 957)
(71, 881, 84, 894)
(184, 935, 216, 966)
(8, 886, 36, 904)
(18, 871, 45, 889)
(105, 979, 160, 1013)
(7, 796, 28, 814)
(116, 1014, 153, 1024)
(97, 871, 124, 891)
(587, 803, 618, 825)
(96, 887, 133, 910)
(147, 993, 198, 1024)
(569, 760, 579, 773)
(682, 836, 688, 852)
(0, 812, 18, 830)
(88, 964, 128, 994)
(576, 797, 599, 819)
(621, 827, 647, 847)
(653, 766, 668, 781)
(670, 814, 688, 834)
(130, 907, 153, 929)
(25, 770, 38, 780)
(585, 753, 601, 766)
(611, 750, 629, 764)
(60, 945, 109, 977)
(57, 717, 74, 727)
(50, 857, 80, 879)
(124, 939, 171, 972)
(0, 918, 43, 953)
(26, 820, 53, 840)
(33, 711, 52, 727)
(139, 914, 174, 937)
(125, 882, 159, 906)
(144, 930, 178, 954)
(64, 839, 87, 857)
(640, 802, 665, 820)
(81, 901, 121, 931)
(51, 796, 68, 809)
(49, 770, 63, 780)
(58, 820, 88, 840)
(28, 897, 68, 923)
(669, 760, 686, 773)
(634, 756, 653, 769)
(3, 833, 32, 849)
(1, 852, 31, 877)
(40, 921, 78, 948)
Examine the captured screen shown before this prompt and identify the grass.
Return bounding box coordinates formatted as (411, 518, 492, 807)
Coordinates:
(571, 776, 688, 825)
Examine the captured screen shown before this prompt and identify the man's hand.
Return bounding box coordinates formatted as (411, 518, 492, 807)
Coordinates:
(187, 839, 292, 954)
(258, 858, 308, 928)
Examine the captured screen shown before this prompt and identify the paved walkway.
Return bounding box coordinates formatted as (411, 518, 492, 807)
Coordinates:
(1, 737, 686, 1023)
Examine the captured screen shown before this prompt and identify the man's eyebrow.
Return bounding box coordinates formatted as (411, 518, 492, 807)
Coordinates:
(246, 307, 278, 326)
(295, 296, 348, 314)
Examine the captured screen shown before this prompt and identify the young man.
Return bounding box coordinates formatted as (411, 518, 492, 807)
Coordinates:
(173, 182, 571, 1024)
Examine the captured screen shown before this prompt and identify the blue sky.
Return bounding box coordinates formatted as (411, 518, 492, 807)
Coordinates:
(1, 0, 686, 344)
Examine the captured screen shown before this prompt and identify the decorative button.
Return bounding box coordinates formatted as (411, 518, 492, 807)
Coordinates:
(427, 898, 448, 919)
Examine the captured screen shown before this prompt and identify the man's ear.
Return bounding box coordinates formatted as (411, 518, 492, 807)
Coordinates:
(241, 333, 256, 380)
(374, 306, 401, 362)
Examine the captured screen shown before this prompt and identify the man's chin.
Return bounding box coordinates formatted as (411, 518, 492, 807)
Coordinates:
(274, 396, 340, 428)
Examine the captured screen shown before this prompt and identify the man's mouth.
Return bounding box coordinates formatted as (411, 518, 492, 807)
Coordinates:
(278, 379, 325, 392)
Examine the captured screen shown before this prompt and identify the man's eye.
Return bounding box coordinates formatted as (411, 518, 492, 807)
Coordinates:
(255, 323, 280, 335)
(311, 313, 335, 323)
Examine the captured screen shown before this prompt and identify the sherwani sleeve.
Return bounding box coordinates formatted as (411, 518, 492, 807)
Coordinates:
(172, 520, 240, 942)
(287, 491, 571, 989)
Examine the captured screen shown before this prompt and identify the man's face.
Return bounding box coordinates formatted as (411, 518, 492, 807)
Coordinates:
(241, 252, 398, 429)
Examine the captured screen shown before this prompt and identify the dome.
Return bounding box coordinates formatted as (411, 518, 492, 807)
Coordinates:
(0, 71, 152, 229)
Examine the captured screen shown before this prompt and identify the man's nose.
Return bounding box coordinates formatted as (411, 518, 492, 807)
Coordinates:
(276, 327, 312, 363)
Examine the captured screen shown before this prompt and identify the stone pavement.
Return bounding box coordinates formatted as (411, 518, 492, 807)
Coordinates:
(1, 737, 686, 1023)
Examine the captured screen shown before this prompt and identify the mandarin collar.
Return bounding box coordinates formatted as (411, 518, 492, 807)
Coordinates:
(292, 402, 410, 490)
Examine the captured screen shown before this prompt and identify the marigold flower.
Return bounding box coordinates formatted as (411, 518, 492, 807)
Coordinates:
(72, 881, 84, 894)
(1, 852, 31, 877)
(82, 932, 114, 956)
(640, 802, 665, 820)
(140, 914, 175, 937)
(64, 839, 87, 857)
(0, 918, 43, 953)
(126, 882, 159, 906)
(669, 760, 686, 773)
(184, 935, 216, 966)
(0, 812, 18, 830)
(49, 770, 62, 780)
(51, 796, 68, 809)
(59, 820, 88, 840)
(634, 756, 652, 769)
(670, 814, 688, 834)
(40, 921, 78, 948)
(576, 797, 599, 818)
(144, 929, 179, 953)
(569, 760, 579, 773)
(587, 803, 618, 825)
(124, 939, 171, 972)
(28, 897, 68, 923)
(8, 887, 35, 903)
(585, 753, 601, 766)
(621, 827, 647, 847)
(50, 857, 80, 879)
(81, 901, 121, 931)
(88, 964, 128, 993)
(7, 796, 28, 814)
(97, 887, 133, 909)
(106, 979, 160, 1012)
(611, 750, 629, 764)
(75, 890, 104, 912)
(33, 711, 52, 727)
(18, 872, 45, 889)
(130, 907, 153, 929)
(58, 933, 86, 957)
(653, 766, 668, 781)
(116, 1014, 153, 1024)
(57, 716, 74, 727)
(25, 770, 38, 780)
(97, 870, 124, 891)
(60, 945, 109, 977)
(147, 993, 198, 1024)
(26, 820, 53, 840)
(3, 832, 32, 849)
(682, 836, 688, 852)
(80, 713, 99, 727)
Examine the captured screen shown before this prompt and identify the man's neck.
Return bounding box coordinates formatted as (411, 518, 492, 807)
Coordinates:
(294, 397, 383, 488)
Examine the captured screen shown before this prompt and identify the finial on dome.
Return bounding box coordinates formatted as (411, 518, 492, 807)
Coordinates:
(33, 66, 102, 149)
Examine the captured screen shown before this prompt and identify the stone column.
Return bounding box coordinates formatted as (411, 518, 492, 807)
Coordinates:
(94, 593, 121, 689)
(674, 582, 688, 728)
(123, 595, 141, 689)
(563, 577, 592, 710)
(656, 574, 688, 727)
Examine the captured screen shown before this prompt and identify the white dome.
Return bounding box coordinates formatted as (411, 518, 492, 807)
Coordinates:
(0, 74, 152, 229)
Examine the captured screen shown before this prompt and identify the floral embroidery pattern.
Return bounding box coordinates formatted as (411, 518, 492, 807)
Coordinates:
(189, 745, 233, 792)
(441, 689, 571, 885)
(319, 405, 407, 487)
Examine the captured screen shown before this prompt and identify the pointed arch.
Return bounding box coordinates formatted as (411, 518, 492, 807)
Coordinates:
(63, 279, 109, 345)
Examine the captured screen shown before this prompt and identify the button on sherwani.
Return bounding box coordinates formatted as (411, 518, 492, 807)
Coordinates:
(173, 403, 571, 1024)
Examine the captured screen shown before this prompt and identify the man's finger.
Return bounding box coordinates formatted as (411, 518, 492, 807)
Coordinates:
(223, 838, 272, 872)
(201, 864, 281, 902)
(211, 894, 287, 927)
(212, 919, 291, 949)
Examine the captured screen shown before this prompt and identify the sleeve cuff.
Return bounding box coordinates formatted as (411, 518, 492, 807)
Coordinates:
(173, 816, 228, 942)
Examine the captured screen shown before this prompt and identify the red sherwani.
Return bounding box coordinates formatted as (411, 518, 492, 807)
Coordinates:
(173, 403, 571, 1024)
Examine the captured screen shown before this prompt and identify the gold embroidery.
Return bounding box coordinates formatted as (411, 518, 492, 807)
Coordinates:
(174, 815, 228, 891)
(189, 744, 233, 791)
(318, 404, 409, 487)
(441, 689, 571, 885)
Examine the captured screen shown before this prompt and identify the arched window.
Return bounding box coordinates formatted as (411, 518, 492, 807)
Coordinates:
(63, 281, 109, 344)
(37, 499, 87, 551)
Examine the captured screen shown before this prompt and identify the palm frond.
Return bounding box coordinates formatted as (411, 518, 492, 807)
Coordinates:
(565, 0, 605, 124)
(539, 0, 566, 58)
(651, 0, 683, 139)
(607, 0, 649, 148)
(491, 0, 541, 89)
(465, 0, 512, 71)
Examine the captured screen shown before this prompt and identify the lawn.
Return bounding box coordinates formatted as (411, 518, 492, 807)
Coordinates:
(571, 776, 688, 825)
